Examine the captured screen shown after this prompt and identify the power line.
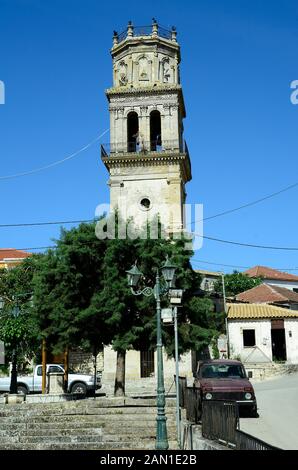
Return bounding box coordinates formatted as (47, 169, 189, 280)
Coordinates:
(193, 232, 298, 251)
(188, 180, 298, 225)
(0, 129, 109, 181)
(2, 222, 298, 251)
(0, 219, 95, 228)
(191, 258, 298, 272)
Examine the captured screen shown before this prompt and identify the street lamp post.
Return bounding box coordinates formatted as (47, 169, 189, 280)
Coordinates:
(126, 257, 177, 451)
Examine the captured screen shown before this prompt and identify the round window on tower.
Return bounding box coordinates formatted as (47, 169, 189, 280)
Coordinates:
(139, 197, 151, 211)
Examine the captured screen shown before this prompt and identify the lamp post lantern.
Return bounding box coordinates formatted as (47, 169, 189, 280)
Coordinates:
(126, 257, 177, 450)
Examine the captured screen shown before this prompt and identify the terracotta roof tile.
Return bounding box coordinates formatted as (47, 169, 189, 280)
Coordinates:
(244, 265, 298, 282)
(236, 283, 298, 303)
(0, 249, 31, 261)
(227, 303, 298, 319)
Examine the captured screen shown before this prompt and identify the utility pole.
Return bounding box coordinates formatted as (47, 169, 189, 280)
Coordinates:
(42, 339, 47, 394)
(221, 273, 230, 359)
(173, 306, 181, 448)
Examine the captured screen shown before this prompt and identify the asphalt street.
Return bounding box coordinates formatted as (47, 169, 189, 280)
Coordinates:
(240, 373, 298, 450)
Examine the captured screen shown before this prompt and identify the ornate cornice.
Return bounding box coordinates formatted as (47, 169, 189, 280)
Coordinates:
(106, 84, 186, 117)
(106, 83, 181, 96)
(101, 151, 191, 183)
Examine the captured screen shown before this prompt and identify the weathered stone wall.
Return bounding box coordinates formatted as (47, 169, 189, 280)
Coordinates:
(69, 349, 104, 375)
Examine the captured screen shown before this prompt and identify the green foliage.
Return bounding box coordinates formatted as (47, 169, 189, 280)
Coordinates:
(32, 215, 225, 365)
(32, 221, 108, 354)
(214, 271, 262, 297)
(0, 256, 42, 361)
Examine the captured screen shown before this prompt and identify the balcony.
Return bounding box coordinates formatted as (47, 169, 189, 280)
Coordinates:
(101, 140, 188, 159)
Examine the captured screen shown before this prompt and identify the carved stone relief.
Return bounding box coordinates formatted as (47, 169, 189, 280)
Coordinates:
(118, 61, 128, 86)
(138, 56, 150, 81)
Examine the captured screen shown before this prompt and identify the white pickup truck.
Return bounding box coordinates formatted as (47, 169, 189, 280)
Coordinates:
(0, 364, 101, 396)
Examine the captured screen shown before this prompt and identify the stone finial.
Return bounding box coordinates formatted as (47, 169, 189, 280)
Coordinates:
(113, 31, 119, 46)
(127, 20, 134, 37)
(171, 26, 177, 42)
(152, 18, 158, 37)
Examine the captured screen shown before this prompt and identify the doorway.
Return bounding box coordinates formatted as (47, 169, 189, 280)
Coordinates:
(271, 320, 287, 361)
(140, 350, 155, 378)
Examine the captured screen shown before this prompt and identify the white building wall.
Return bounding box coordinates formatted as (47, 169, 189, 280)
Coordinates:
(229, 318, 298, 364)
(102, 345, 193, 382)
(228, 320, 273, 362)
(284, 319, 298, 363)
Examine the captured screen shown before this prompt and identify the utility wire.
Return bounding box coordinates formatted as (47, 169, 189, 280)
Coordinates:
(2, 221, 298, 251)
(0, 129, 109, 181)
(193, 232, 298, 251)
(191, 258, 298, 272)
(0, 219, 95, 228)
(188, 180, 298, 225)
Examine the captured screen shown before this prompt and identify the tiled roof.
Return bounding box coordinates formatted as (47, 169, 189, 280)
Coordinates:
(0, 249, 31, 261)
(227, 302, 298, 319)
(236, 283, 298, 304)
(244, 265, 298, 281)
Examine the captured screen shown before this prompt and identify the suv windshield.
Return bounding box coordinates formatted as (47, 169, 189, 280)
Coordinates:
(200, 363, 246, 379)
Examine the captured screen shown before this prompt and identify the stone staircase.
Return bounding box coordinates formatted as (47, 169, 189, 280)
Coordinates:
(0, 397, 178, 450)
(244, 362, 298, 381)
(100, 376, 176, 398)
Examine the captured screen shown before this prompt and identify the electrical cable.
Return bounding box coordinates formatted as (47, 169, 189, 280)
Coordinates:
(188, 181, 298, 225)
(0, 129, 109, 181)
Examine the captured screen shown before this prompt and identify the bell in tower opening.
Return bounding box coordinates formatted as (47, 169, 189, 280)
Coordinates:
(101, 19, 191, 237)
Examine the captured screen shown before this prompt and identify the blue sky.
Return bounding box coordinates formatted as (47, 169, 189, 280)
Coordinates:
(0, 0, 298, 273)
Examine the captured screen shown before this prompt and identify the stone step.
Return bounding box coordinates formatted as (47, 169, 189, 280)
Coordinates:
(0, 402, 176, 412)
(0, 406, 176, 418)
(0, 440, 179, 450)
(0, 414, 176, 424)
(0, 429, 177, 441)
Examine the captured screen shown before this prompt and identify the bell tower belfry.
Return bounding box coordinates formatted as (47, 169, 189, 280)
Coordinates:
(101, 19, 191, 234)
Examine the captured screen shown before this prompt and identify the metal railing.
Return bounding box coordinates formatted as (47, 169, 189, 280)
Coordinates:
(101, 140, 187, 158)
(177, 376, 187, 408)
(202, 400, 281, 450)
(117, 25, 173, 43)
(235, 429, 280, 450)
(202, 400, 238, 447)
(179, 383, 281, 450)
(185, 387, 201, 424)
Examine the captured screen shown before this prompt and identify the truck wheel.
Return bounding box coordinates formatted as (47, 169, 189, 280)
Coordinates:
(71, 382, 87, 396)
(17, 385, 28, 395)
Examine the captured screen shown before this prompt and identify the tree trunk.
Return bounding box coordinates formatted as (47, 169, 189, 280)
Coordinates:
(114, 350, 126, 397)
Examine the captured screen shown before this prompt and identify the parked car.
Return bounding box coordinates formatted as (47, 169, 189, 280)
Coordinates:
(0, 364, 101, 397)
(194, 359, 257, 417)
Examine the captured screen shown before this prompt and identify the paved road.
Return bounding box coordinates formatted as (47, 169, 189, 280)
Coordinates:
(240, 373, 298, 450)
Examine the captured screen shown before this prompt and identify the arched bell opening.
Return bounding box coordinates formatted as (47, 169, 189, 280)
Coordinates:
(127, 111, 139, 152)
(150, 110, 162, 151)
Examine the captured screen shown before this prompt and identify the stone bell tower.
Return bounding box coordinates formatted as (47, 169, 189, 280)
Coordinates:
(101, 19, 191, 234)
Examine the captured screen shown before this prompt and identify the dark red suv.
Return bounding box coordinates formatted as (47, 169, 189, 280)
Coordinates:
(194, 359, 257, 417)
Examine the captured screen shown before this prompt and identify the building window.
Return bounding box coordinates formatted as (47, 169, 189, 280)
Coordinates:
(140, 197, 151, 211)
(243, 329, 256, 347)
